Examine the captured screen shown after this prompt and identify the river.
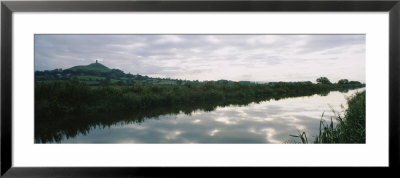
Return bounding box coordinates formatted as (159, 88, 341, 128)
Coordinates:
(53, 88, 365, 143)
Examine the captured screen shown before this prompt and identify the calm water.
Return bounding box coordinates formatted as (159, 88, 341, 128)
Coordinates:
(59, 88, 364, 143)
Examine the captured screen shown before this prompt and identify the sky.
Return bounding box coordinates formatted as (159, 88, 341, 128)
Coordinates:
(35, 34, 365, 83)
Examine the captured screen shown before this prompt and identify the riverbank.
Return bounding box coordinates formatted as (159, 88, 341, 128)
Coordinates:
(35, 81, 365, 119)
(35, 81, 364, 143)
(36, 89, 363, 143)
(291, 91, 366, 143)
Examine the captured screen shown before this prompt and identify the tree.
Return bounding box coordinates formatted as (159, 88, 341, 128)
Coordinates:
(316, 77, 331, 84)
(338, 79, 349, 85)
(349, 81, 362, 85)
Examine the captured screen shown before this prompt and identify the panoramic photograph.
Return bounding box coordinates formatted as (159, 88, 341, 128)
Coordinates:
(34, 34, 365, 144)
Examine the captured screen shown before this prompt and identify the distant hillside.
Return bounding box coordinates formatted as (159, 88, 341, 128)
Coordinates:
(66, 62, 111, 73)
(35, 62, 365, 90)
(35, 61, 185, 86)
(36, 61, 276, 87)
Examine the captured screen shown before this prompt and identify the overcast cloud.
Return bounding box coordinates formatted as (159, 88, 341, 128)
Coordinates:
(35, 34, 365, 83)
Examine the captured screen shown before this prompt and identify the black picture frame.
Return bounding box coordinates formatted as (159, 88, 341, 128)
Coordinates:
(1, 0, 399, 177)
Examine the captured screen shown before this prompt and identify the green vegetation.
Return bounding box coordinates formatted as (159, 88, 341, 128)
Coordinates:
(35, 80, 364, 143)
(289, 131, 309, 144)
(67, 62, 111, 73)
(35, 62, 188, 86)
(35, 80, 365, 118)
(338, 79, 349, 85)
(35, 62, 365, 143)
(316, 77, 332, 84)
(290, 91, 366, 144)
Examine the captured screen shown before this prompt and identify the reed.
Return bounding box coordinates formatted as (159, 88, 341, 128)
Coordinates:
(290, 91, 366, 143)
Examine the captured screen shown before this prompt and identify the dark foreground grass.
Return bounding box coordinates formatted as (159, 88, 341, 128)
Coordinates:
(291, 91, 366, 143)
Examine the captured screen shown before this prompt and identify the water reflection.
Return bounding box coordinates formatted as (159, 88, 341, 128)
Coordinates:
(43, 88, 364, 144)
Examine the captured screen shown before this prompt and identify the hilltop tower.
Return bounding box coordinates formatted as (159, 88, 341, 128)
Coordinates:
(96, 60, 98, 63)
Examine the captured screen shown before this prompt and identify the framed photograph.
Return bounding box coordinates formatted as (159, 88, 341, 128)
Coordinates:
(1, 0, 399, 176)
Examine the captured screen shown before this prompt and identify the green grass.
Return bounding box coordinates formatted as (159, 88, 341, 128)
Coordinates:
(290, 91, 366, 144)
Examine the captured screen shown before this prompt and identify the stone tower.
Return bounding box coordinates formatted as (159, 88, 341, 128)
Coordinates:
(96, 60, 98, 63)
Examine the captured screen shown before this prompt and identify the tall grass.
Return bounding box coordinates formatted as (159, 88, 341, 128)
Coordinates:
(290, 91, 366, 144)
(35, 81, 364, 118)
(289, 130, 309, 144)
(35, 80, 364, 143)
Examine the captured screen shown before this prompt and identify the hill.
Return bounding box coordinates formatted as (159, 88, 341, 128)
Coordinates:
(36, 62, 362, 88)
(35, 61, 185, 86)
(66, 62, 111, 73)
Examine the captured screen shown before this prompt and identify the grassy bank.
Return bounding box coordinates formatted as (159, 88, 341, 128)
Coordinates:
(291, 91, 366, 143)
(35, 80, 364, 143)
(35, 81, 364, 118)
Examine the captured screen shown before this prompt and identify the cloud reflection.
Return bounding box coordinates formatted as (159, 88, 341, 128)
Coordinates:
(61, 89, 364, 144)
